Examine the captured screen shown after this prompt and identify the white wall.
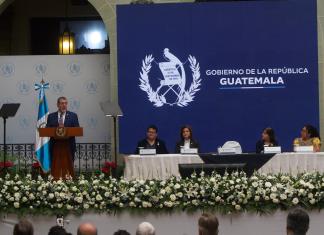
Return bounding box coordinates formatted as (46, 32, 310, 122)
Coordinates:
(0, 54, 111, 143)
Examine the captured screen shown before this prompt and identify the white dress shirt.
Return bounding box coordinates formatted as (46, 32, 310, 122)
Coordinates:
(183, 139, 191, 149)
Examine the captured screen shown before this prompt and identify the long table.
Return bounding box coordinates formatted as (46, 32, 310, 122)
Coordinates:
(123, 154, 203, 180)
(123, 152, 324, 180)
(258, 152, 324, 175)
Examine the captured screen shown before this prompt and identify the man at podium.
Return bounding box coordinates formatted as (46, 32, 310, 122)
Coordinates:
(46, 97, 80, 178)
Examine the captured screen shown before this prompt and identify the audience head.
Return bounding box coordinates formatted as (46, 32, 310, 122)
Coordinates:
(262, 127, 276, 144)
(180, 125, 193, 141)
(136, 222, 155, 235)
(13, 219, 34, 235)
(48, 226, 67, 235)
(302, 125, 320, 140)
(287, 208, 309, 235)
(198, 213, 219, 235)
(113, 230, 131, 235)
(77, 223, 97, 235)
(146, 125, 158, 141)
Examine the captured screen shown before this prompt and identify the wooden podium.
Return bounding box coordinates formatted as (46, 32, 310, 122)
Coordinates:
(39, 127, 83, 180)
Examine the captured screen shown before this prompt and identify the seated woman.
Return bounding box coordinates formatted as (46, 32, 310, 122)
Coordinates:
(293, 125, 321, 152)
(256, 127, 278, 153)
(175, 125, 200, 153)
(135, 125, 168, 154)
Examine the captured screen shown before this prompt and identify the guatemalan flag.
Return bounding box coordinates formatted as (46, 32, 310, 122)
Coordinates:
(35, 82, 51, 172)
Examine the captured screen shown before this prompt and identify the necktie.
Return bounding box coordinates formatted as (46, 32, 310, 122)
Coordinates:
(59, 113, 64, 127)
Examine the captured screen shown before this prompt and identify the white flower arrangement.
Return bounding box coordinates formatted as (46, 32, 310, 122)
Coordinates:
(1, 171, 324, 215)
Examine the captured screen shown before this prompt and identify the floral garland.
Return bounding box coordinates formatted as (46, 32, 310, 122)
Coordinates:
(1, 171, 324, 215)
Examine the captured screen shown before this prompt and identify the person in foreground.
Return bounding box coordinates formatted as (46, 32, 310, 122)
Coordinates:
(13, 219, 33, 235)
(136, 125, 168, 154)
(77, 223, 97, 235)
(198, 213, 219, 235)
(48, 226, 69, 235)
(255, 127, 278, 153)
(293, 125, 321, 152)
(136, 222, 155, 235)
(175, 125, 200, 153)
(113, 230, 131, 235)
(286, 208, 309, 235)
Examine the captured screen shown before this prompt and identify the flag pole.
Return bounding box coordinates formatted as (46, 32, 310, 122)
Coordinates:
(35, 77, 51, 173)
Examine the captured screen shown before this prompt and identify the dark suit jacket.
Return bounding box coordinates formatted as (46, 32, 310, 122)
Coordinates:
(255, 140, 278, 153)
(135, 138, 168, 154)
(175, 139, 200, 153)
(46, 111, 80, 157)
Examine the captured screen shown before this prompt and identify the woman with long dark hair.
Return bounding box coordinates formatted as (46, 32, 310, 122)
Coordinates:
(175, 125, 200, 153)
(256, 127, 278, 153)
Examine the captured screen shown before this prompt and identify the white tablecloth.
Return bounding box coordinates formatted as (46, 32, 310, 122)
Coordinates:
(124, 154, 203, 180)
(258, 152, 324, 175)
(124, 153, 324, 180)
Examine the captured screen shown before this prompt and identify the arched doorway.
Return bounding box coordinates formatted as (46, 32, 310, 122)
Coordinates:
(0, 0, 116, 101)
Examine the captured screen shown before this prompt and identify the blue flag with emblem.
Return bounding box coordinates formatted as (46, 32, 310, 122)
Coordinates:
(35, 81, 51, 172)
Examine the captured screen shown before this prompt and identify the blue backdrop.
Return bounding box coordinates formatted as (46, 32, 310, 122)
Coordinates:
(117, 0, 318, 153)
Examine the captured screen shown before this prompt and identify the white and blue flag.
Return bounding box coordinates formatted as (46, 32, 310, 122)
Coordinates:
(35, 82, 51, 172)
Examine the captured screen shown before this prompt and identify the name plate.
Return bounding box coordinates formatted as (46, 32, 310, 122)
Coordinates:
(180, 148, 198, 154)
(264, 146, 282, 154)
(294, 146, 314, 153)
(218, 147, 237, 155)
(139, 148, 156, 155)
